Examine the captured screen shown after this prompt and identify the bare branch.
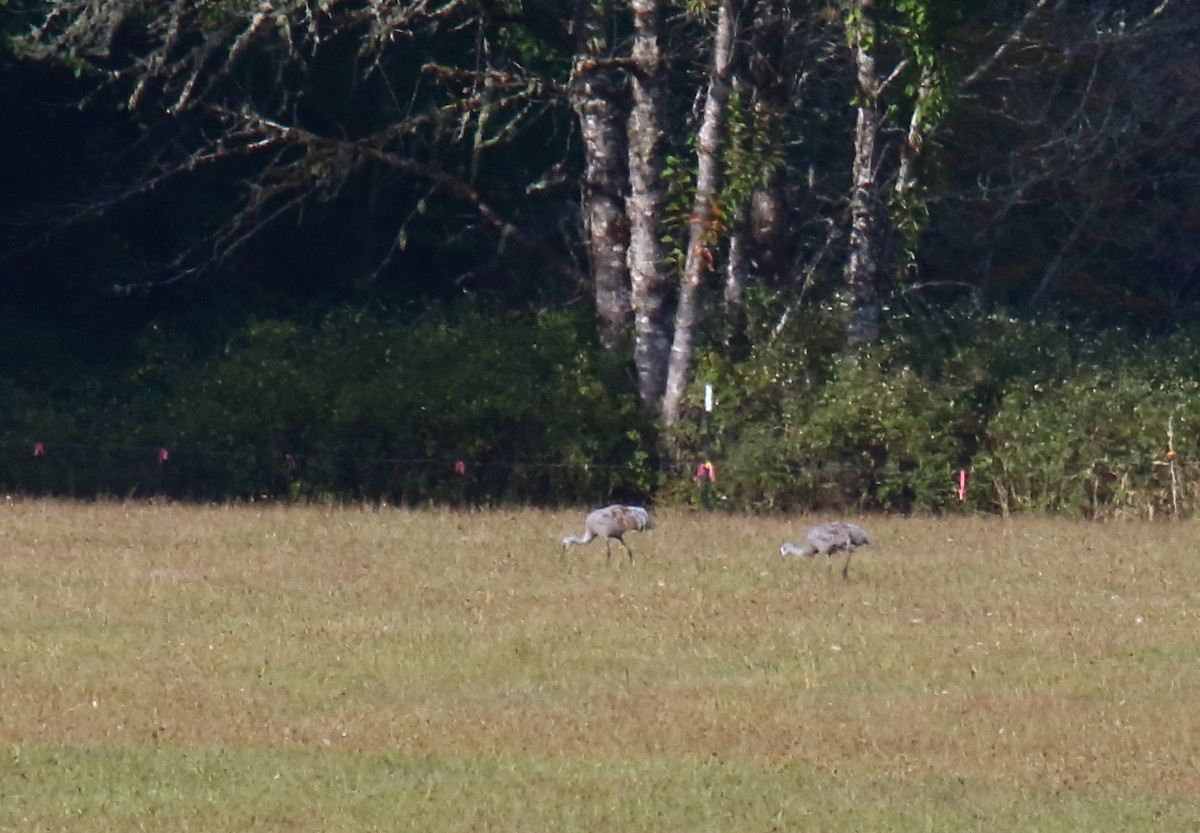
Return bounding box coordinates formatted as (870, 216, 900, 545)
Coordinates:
(962, 0, 1052, 88)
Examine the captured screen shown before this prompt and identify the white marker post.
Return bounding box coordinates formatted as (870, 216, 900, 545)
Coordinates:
(702, 384, 714, 511)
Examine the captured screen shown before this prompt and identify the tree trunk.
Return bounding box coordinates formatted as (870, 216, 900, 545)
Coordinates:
(894, 63, 934, 205)
(845, 0, 886, 346)
(662, 0, 738, 426)
(725, 200, 750, 307)
(626, 0, 673, 410)
(724, 165, 787, 303)
(570, 0, 632, 350)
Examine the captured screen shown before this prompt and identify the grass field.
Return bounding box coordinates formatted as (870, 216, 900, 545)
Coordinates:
(1, 499, 1198, 831)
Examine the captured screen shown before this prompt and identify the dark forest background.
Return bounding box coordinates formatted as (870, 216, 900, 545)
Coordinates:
(3, 0, 1200, 516)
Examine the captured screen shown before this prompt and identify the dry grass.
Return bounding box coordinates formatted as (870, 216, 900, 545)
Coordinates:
(2, 500, 1199, 830)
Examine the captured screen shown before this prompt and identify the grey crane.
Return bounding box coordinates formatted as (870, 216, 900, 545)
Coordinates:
(780, 521, 870, 580)
(562, 504, 655, 564)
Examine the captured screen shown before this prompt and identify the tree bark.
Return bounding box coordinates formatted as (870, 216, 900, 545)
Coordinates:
(845, 0, 886, 346)
(570, 0, 632, 350)
(894, 63, 934, 206)
(661, 0, 738, 426)
(724, 200, 750, 307)
(626, 0, 673, 411)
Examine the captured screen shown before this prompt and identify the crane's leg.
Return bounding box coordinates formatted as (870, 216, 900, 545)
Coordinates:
(620, 536, 635, 564)
(605, 539, 613, 563)
(842, 550, 853, 580)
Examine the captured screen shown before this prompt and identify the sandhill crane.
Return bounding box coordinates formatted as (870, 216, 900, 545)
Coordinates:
(562, 504, 655, 564)
(780, 521, 870, 580)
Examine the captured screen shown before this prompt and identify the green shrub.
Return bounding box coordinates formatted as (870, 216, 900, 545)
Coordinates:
(697, 352, 972, 513)
(973, 351, 1200, 518)
(683, 312, 1200, 516)
(158, 304, 652, 504)
(0, 367, 174, 499)
(11, 295, 1200, 516)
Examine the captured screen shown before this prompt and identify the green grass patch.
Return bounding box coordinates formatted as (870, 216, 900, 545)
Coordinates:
(4, 744, 1195, 832)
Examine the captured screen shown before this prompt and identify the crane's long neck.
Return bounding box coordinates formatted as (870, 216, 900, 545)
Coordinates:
(781, 542, 816, 558)
(563, 531, 595, 547)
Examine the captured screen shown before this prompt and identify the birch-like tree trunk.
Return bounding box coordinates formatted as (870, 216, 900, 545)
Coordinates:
(570, 0, 631, 350)
(661, 0, 738, 426)
(627, 0, 673, 410)
(725, 201, 750, 307)
(845, 0, 887, 345)
(894, 64, 934, 206)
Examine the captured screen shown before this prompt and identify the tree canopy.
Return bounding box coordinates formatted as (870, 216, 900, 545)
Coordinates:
(3, 0, 1199, 510)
